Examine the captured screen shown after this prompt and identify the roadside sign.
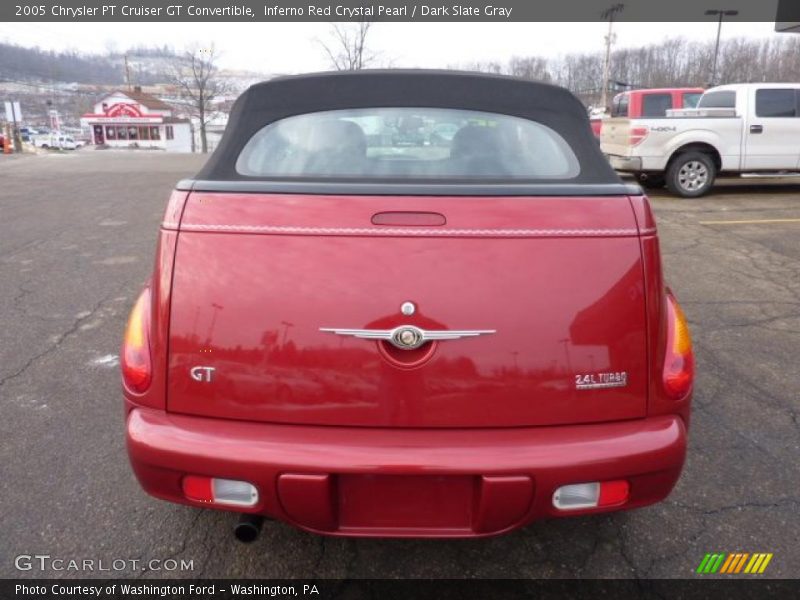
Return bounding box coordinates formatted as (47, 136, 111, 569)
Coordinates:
(49, 109, 60, 131)
(4, 101, 22, 123)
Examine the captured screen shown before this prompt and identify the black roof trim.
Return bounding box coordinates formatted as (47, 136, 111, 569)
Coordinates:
(176, 179, 642, 197)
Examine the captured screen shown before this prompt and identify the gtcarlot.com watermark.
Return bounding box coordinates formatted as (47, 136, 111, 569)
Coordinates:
(15, 554, 194, 573)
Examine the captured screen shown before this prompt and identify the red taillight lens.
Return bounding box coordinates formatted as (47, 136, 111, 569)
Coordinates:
(182, 475, 214, 503)
(121, 288, 152, 393)
(182, 475, 259, 506)
(663, 292, 694, 400)
(629, 126, 649, 146)
(598, 480, 630, 507)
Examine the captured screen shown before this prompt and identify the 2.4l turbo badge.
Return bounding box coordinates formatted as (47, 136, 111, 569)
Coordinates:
(575, 371, 628, 390)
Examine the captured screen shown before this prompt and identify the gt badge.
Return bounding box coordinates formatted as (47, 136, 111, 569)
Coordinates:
(190, 366, 216, 382)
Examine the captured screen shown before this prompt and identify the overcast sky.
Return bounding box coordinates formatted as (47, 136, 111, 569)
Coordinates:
(0, 21, 784, 74)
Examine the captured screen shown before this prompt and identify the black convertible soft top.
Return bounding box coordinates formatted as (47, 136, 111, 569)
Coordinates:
(192, 70, 632, 195)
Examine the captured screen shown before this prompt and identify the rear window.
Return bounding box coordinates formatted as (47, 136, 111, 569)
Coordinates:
(235, 107, 580, 180)
(698, 91, 736, 109)
(683, 93, 702, 108)
(642, 93, 673, 117)
(611, 94, 629, 117)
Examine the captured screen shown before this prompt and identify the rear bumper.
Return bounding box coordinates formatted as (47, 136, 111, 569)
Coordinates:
(606, 154, 643, 172)
(127, 408, 687, 538)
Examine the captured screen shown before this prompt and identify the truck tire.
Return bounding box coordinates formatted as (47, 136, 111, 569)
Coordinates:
(666, 152, 716, 198)
(637, 173, 665, 189)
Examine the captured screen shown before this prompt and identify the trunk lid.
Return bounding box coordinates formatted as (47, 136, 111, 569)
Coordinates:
(166, 192, 649, 428)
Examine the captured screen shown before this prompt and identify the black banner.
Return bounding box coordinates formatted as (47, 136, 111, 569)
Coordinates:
(2, 0, 800, 22)
(4, 579, 800, 600)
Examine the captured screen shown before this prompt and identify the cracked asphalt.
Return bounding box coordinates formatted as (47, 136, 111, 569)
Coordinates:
(0, 152, 798, 579)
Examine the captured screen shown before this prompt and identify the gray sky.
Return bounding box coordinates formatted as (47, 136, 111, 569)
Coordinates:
(0, 22, 784, 74)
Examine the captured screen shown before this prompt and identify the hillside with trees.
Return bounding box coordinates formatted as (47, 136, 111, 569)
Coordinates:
(0, 42, 256, 129)
(462, 36, 800, 106)
(0, 42, 181, 85)
(3, 34, 800, 128)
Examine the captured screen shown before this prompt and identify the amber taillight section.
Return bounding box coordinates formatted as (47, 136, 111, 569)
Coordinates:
(121, 287, 152, 393)
(663, 291, 694, 400)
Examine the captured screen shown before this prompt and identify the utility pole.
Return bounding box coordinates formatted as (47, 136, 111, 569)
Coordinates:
(705, 9, 738, 86)
(205, 303, 223, 346)
(3, 123, 12, 154)
(9, 101, 22, 152)
(280, 321, 295, 347)
(600, 3, 625, 112)
(124, 55, 132, 91)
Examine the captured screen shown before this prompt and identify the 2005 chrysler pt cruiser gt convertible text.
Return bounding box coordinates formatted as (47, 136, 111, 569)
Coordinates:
(121, 71, 694, 541)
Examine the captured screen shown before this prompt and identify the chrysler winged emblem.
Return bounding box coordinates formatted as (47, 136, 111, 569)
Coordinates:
(319, 325, 496, 350)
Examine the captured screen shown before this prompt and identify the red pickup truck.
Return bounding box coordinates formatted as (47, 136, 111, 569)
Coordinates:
(123, 71, 693, 541)
(591, 87, 704, 137)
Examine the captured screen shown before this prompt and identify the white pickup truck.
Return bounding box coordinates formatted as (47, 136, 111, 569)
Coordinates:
(32, 133, 78, 150)
(601, 83, 800, 197)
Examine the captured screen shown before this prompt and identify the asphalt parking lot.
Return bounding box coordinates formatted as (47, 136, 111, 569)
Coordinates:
(1, 152, 798, 579)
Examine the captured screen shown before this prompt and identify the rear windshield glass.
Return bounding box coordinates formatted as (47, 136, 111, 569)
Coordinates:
(610, 94, 629, 117)
(642, 93, 673, 117)
(683, 93, 702, 108)
(698, 91, 736, 109)
(235, 107, 580, 180)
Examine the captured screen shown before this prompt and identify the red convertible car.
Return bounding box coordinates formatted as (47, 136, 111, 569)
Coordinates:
(122, 71, 693, 541)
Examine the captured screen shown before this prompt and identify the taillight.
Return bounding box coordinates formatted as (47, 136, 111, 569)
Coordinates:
(121, 288, 152, 393)
(663, 291, 694, 400)
(629, 126, 649, 146)
(182, 476, 259, 507)
(553, 480, 630, 510)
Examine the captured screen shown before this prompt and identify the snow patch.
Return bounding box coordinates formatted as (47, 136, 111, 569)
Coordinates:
(95, 256, 137, 265)
(90, 354, 119, 368)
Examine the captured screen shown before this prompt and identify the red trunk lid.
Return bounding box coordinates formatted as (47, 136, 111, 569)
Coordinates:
(166, 192, 649, 428)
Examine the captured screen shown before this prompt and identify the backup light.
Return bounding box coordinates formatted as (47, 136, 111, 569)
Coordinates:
(182, 476, 259, 507)
(553, 480, 629, 510)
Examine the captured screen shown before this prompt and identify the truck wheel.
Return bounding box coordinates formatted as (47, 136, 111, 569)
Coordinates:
(637, 173, 665, 189)
(666, 152, 716, 197)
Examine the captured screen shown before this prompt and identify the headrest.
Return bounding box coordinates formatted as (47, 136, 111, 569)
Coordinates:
(308, 120, 367, 155)
(450, 125, 505, 159)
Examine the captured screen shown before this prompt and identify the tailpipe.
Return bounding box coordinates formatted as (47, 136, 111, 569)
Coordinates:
(234, 513, 264, 543)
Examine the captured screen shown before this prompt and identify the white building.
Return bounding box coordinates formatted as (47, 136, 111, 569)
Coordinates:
(192, 112, 229, 153)
(81, 87, 192, 152)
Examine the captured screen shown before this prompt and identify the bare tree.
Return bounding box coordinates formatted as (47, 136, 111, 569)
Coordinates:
(166, 44, 230, 153)
(320, 22, 374, 70)
(455, 35, 800, 108)
(508, 56, 552, 82)
(461, 60, 505, 74)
